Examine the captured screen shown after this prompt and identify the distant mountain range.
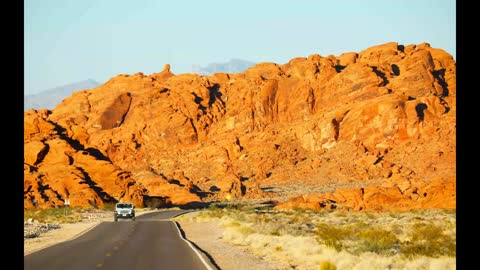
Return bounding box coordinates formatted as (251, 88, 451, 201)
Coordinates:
(191, 59, 256, 75)
(24, 79, 100, 111)
(24, 59, 256, 111)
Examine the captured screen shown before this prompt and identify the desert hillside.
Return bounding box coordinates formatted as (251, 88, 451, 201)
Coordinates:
(24, 42, 455, 211)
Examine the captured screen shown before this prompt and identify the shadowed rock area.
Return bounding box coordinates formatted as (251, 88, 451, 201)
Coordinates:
(24, 42, 455, 211)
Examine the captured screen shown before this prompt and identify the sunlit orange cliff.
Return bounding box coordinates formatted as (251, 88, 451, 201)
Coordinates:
(24, 42, 455, 212)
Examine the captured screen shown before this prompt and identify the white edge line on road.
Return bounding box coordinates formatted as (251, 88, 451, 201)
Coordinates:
(172, 220, 215, 270)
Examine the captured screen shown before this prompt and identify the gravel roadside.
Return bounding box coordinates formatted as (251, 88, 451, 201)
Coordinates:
(176, 212, 290, 270)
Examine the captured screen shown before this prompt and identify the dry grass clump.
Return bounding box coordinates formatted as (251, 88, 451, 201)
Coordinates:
(185, 204, 456, 270)
(315, 222, 400, 256)
(315, 222, 348, 251)
(400, 223, 456, 258)
(355, 228, 399, 255)
(319, 260, 337, 270)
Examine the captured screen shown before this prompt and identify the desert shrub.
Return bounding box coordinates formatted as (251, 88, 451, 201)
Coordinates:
(270, 231, 281, 236)
(348, 221, 369, 232)
(315, 223, 351, 251)
(355, 228, 400, 255)
(195, 204, 456, 270)
(254, 213, 273, 224)
(205, 205, 225, 218)
(389, 223, 403, 235)
(230, 211, 249, 222)
(291, 212, 303, 223)
(319, 260, 337, 270)
(199, 204, 456, 260)
(400, 223, 456, 258)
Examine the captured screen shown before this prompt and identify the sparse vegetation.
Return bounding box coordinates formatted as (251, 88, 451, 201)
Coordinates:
(356, 228, 399, 255)
(179, 206, 456, 269)
(24, 207, 83, 223)
(400, 223, 456, 258)
(315, 223, 348, 251)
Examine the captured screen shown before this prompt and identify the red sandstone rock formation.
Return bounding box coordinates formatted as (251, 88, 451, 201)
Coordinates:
(24, 42, 455, 211)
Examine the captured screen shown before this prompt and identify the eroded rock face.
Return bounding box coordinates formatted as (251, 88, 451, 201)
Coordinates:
(24, 42, 455, 211)
(275, 176, 455, 212)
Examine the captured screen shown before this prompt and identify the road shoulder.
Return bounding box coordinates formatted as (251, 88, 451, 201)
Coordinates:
(176, 212, 289, 270)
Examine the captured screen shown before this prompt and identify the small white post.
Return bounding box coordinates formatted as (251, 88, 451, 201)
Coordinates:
(64, 198, 70, 216)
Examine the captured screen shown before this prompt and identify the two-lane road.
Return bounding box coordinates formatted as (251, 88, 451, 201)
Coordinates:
(24, 210, 214, 270)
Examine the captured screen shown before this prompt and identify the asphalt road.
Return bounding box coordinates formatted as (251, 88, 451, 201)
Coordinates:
(24, 210, 214, 270)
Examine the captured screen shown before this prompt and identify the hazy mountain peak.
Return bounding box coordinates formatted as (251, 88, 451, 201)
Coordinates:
(24, 79, 100, 111)
(191, 59, 256, 75)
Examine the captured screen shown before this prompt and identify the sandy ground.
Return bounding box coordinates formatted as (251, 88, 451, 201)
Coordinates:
(24, 221, 109, 256)
(177, 214, 289, 270)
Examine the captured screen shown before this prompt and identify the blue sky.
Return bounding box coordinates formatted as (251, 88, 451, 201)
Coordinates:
(24, 0, 456, 95)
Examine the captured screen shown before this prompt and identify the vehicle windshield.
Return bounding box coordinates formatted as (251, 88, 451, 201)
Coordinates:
(116, 203, 132, 209)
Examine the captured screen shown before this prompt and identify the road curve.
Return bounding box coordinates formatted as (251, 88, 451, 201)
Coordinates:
(24, 210, 214, 270)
